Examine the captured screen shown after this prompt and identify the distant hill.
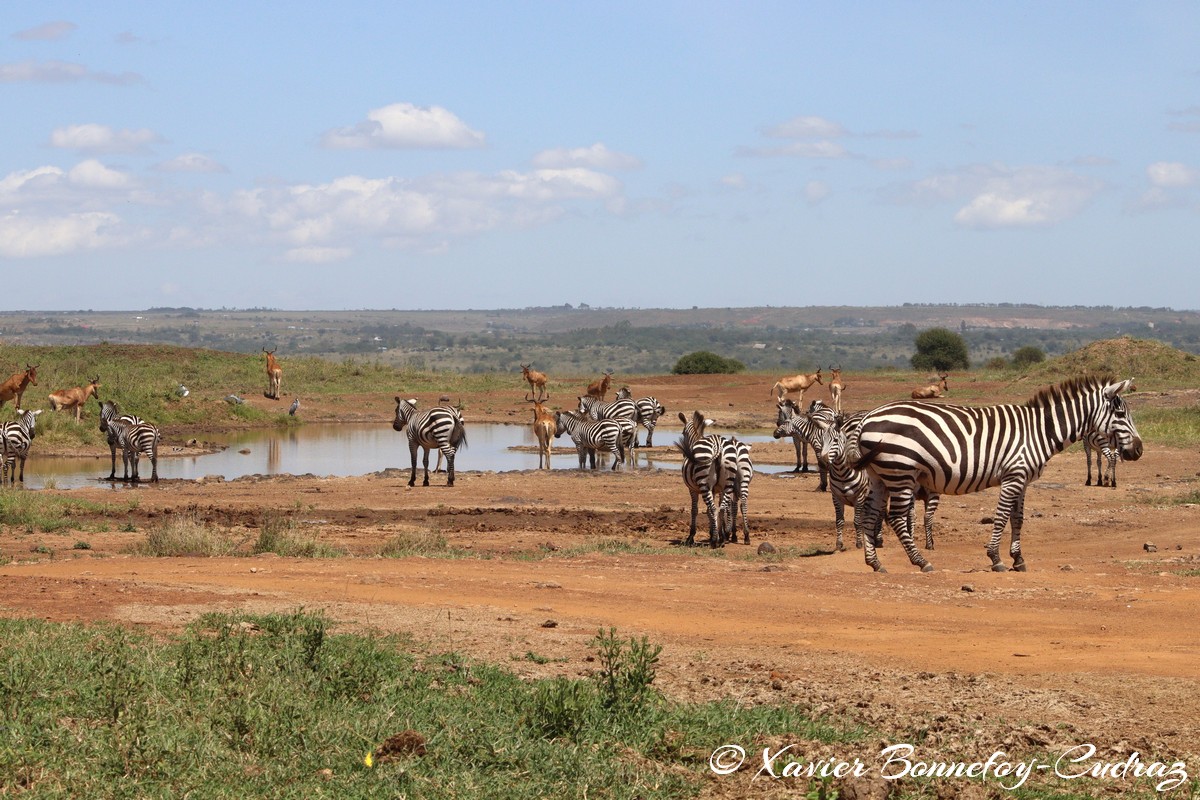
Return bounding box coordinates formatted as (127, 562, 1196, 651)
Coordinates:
(1025, 336, 1200, 386)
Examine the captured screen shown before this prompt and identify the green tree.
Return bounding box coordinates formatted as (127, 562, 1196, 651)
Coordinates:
(671, 351, 745, 375)
(911, 327, 970, 371)
(1011, 345, 1046, 368)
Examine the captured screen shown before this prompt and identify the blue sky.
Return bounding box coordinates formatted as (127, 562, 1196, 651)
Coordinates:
(2, 2, 1198, 311)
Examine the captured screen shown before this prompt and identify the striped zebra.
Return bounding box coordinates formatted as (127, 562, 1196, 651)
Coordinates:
(392, 397, 467, 486)
(819, 423, 940, 553)
(720, 437, 754, 545)
(0, 408, 41, 485)
(99, 400, 145, 481)
(776, 398, 829, 490)
(577, 395, 637, 462)
(848, 375, 1141, 573)
(615, 387, 667, 447)
(1083, 427, 1120, 488)
(102, 416, 161, 483)
(553, 410, 625, 471)
(675, 411, 737, 548)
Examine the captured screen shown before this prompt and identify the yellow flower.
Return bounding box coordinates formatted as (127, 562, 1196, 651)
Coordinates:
(364, 751, 374, 768)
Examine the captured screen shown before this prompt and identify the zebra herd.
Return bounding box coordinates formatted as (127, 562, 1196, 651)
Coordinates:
(394, 374, 1142, 573)
(0, 399, 161, 486)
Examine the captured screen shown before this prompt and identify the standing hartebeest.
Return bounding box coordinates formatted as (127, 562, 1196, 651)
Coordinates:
(527, 392, 556, 469)
(263, 348, 283, 399)
(48, 376, 101, 423)
(521, 364, 548, 400)
(827, 365, 845, 416)
(586, 370, 614, 401)
(0, 364, 38, 410)
(911, 373, 949, 399)
(770, 367, 822, 404)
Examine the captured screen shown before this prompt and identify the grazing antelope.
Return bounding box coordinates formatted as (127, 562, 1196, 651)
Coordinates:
(911, 373, 949, 399)
(0, 364, 38, 410)
(827, 365, 846, 415)
(263, 347, 283, 399)
(770, 368, 822, 404)
(48, 376, 101, 423)
(0, 408, 41, 485)
(586, 369, 614, 401)
(521, 364, 548, 401)
(392, 397, 467, 487)
(526, 392, 556, 469)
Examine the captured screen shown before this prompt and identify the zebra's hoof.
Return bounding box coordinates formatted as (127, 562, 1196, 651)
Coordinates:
(874, 566, 889, 574)
(921, 563, 935, 573)
(1013, 562, 1027, 572)
(991, 563, 1009, 572)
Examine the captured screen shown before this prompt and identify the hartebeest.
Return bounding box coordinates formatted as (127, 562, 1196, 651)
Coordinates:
(0, 364, 38, 410)
(263, 348, 283, 399)
(526, 392, 555, 469)
(48, 376, 101, 423)
(521, 364, 548, 400)
(827, 365, 845, 416)
(586, 369, 613, 401)
(770, 367, 822, 404)
(911, 373, 949, 399)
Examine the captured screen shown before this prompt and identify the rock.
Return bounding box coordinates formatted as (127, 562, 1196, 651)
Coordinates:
(961, 584, 975, 592)
(756, 542, 777, 555)
(1060, 564, 1075, 571)
(1144, 542, 1158, 553)
(541, 619, 558, 628)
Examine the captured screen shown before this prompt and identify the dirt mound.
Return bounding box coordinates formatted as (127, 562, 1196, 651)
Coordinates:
(1030, 336, 1200, 387)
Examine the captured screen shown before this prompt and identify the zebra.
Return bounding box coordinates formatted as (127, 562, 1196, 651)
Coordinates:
(615, 387, 667, 447)
(675, 411, 736, 548)
(553, 410, 625, 471)
(818, 422, 940, 553)
(392, 397, 467, 487)
(719, 437, 754, 545)
(848, 375, 1141, 573)
(577, 395, 637, 462)
(0, 408, 41, 485)
(102, 416, 161, 483)
(99, 400, 146, 481)
(1083, 427, 1120, 488)
(776, 398, 829, 490)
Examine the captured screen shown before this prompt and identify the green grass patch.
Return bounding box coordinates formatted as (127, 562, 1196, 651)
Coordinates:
(1133, 406, 1200, 447)
(377, 528, 459, 558)
(0, 490, 129, 533)
(137, 514, 238, 556)
(252, 516, 345, 558)
(0, 614, 866, 799)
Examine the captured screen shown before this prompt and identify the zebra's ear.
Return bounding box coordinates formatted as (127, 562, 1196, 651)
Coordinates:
(1104, 379, 1136, 398)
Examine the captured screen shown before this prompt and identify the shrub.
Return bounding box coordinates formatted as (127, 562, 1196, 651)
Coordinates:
(671, 351, 745, 375)
(911, 327, 970, 371)
(1011, 345, 1046, 368)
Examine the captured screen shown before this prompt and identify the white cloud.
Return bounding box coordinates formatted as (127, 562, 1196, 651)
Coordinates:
(68, 159, 136, 190)
(740, 140, 849, 159)
(321, 103, 485, 149)
(0, 211, 122, 257)
(0, 59, 142, 85)
(13, 21, 77, 41)
(805, 181, 831, 205)
(1146, 161, 1197, 188)
(765, 115, 847, 139)
(898, 163, 1102, 228)
(50, 123, 162, 154)
(154, 153, 228, 173)
(531, 143, 642, 171)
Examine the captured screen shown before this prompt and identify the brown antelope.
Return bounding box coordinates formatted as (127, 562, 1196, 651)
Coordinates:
(48, 376, 101, 423)
(0, 364, 38, 410)
(526, 392, 555, 469)
(520, 363, 548, 400)
(827, 364, 846, 416)
(770, 367, 822, 404)
(586, 369, 613, 400)
(263, 347, 283, 399)
(911, 373, 949, 399)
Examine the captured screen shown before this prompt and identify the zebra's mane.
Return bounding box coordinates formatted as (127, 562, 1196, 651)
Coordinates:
(1022, 374, 1115, 409)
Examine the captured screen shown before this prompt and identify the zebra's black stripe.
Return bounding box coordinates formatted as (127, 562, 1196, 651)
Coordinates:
(553, 410, 625, 471)
(0, 408, 41, 485)
(392, 397, 467, 487)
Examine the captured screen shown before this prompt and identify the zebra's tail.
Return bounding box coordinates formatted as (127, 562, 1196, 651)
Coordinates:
(450, 419, 468, 450)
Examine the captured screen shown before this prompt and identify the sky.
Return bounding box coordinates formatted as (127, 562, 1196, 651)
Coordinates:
(2, 2, 1198, 312)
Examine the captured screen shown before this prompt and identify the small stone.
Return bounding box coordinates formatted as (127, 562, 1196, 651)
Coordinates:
(756, 542, 777, 555)
(961, 584, 975, 593)
(1143, 542, 1157, 553)
(1060, 564, 1075, 572)
(541, 620, 557, 628)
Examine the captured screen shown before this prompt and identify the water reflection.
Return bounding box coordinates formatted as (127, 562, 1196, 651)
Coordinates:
(21, 423, 788, 490)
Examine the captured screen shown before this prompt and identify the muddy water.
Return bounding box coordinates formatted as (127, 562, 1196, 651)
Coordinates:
(23, 423, 789, 490)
